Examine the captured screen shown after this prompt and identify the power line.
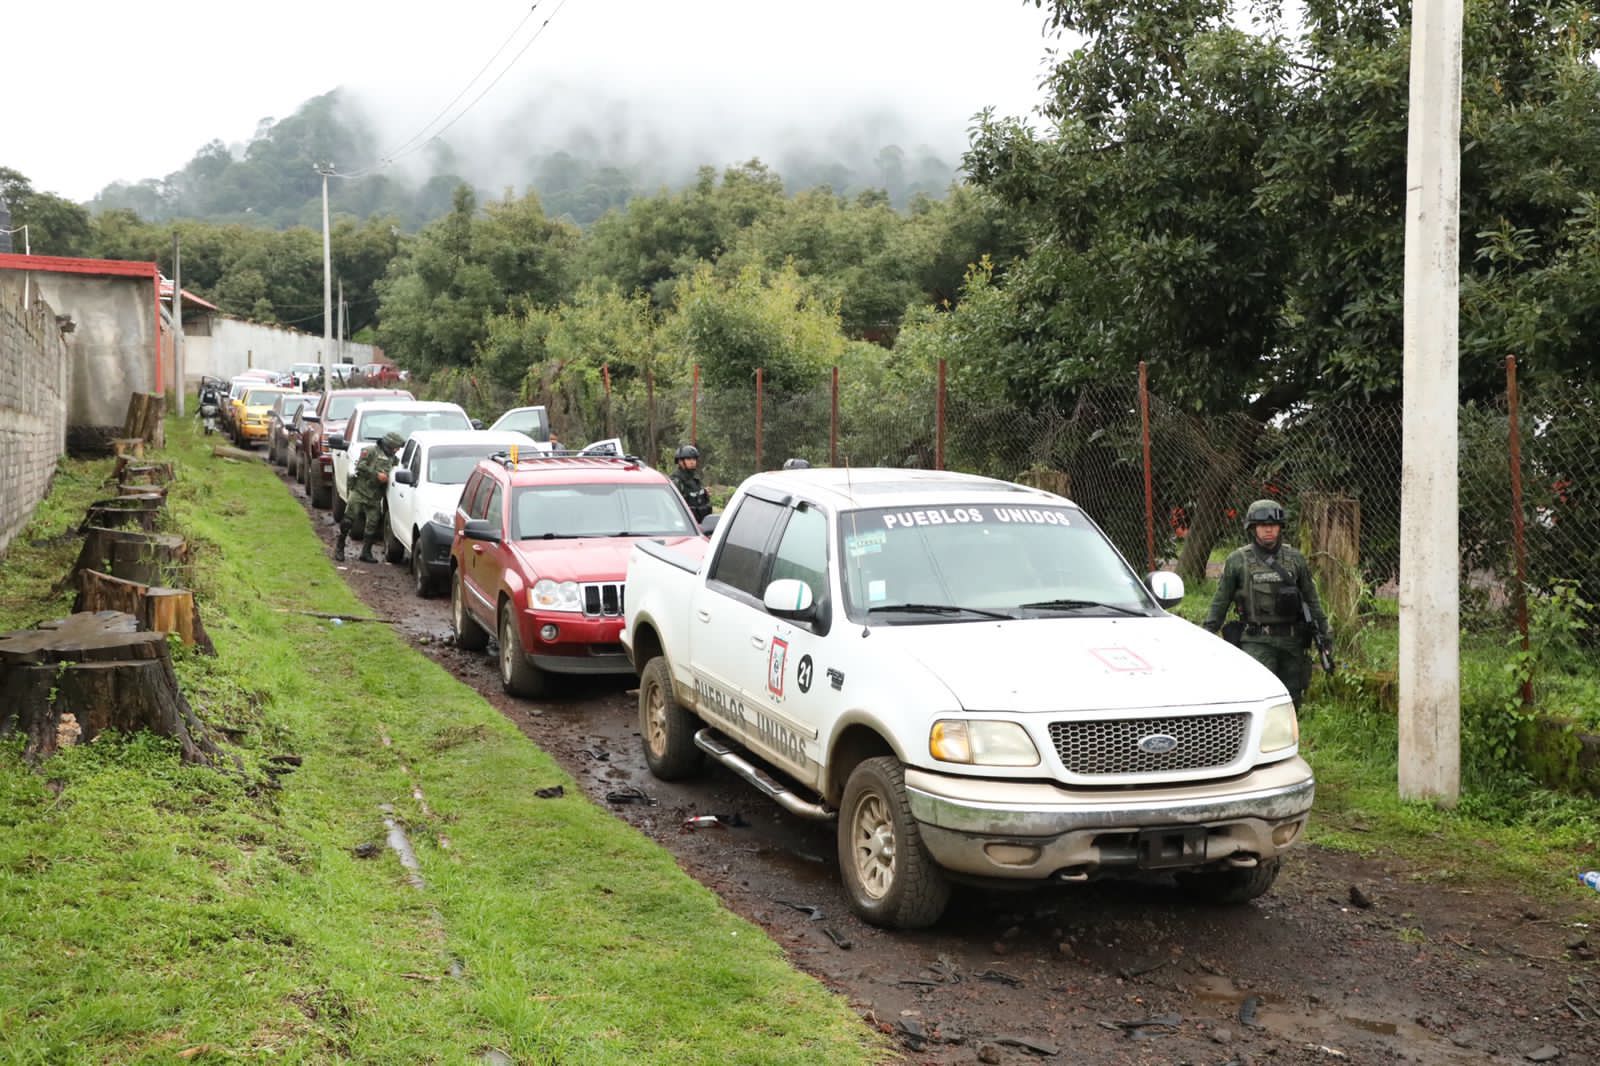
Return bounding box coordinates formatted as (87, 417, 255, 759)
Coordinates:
(333, 0, 570, 180)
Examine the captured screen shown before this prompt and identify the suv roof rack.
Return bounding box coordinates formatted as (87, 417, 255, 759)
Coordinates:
(486, 450, 645, 470)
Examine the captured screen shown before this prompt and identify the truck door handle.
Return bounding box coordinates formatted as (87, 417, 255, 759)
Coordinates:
(750, 635, 766, 649)
(471, 544, 484, 555)
(696, 610, 711, 623)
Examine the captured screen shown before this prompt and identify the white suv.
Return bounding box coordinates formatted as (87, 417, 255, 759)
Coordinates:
(384, 429, 536, 595)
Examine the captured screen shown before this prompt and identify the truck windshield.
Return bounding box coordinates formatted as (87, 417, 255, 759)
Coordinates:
(512, 483, 695, 539)
(356, 410, 471, 441)
(838, 503, 1156, 622)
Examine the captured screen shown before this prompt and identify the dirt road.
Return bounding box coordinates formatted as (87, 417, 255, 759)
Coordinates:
(285, 468, 1595, 1065)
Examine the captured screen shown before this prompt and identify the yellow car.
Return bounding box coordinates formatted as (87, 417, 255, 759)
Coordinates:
(235, 385, 299, 447)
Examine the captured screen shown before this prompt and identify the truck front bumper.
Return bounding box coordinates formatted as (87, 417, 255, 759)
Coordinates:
(905, 757, 1314, 881)
(519, 611, 631, 676)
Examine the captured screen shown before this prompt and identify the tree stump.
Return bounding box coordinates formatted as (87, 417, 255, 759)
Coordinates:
(112, 457, 176, 486)
(122, 392, 167, 448)
(80, 495, 166, 533)
(73, 570, 214, 653)
(1300, 492, 1362, 629)
(0, 611, 220, 764)
(116, 482, 168, 500)
(111, 438, 146, 459)
(74, 526, 190, 587)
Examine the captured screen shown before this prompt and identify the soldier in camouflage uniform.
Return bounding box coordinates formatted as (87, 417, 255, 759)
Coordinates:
(1202, 499, 1332, 708)
(670, 443, 712, 524)
(336, 431, 403, 563)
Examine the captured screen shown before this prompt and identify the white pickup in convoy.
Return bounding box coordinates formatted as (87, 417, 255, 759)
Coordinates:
(621, 467, 1315, 929)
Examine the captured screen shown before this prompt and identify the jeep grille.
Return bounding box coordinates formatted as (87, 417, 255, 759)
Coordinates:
(1047, 713, 1249, 776)
(581, 582, 624, 618)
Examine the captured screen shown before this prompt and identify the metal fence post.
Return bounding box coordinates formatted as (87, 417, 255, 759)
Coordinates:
(830, 365, 839, 467)
(1140, 361, 1155, 573)
(755, 367, 764, 472)
(936, 358, 946, 471)
(1506, 354, 1533, 708)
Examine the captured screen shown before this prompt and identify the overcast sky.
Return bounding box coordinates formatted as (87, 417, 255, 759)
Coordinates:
(7, 0, 1061, 203)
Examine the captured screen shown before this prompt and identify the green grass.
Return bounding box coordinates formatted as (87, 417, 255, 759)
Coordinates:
(0, 418, 884, 1065)
(1176, 575, 1600, 900)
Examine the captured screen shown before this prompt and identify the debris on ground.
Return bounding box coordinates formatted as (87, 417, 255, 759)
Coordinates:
(774, 898, 824, 921)
(351, 842, 381, 859)
(534, 785, 565, 799)
(822, 926, 852, 949)
(603, 786, 655, 806)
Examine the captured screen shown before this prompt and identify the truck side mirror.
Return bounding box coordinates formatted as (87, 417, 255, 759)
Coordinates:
(392, 468, 415, 486)
(698, 513, 719, 536)
(471, 419, 485, 430)
(763, 578, 815, 620)
(1147, 571, 1184, 608)
(327, 434, 348, 451)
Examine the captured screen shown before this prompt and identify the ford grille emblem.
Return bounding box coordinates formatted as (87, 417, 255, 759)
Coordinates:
(1137, 733, 1179, 755)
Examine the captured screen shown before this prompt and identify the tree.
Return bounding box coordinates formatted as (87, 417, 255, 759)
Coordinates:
(0, 167, 93, 255)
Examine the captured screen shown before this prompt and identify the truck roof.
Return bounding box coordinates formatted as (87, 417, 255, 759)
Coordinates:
(740, 467, 1072, 510)
(485, 453, 668, 487)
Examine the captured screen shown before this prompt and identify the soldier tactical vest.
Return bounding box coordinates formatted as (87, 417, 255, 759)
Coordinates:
(1240, 549, 1302, 626)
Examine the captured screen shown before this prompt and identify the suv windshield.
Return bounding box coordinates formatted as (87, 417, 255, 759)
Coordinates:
(245, 388, 288, 406)
(428, 444, 513, 485)
(839, 503, 1155, 622)
(357, 409, 470, 441)
(512, 483, 694, 539)
(491, 408, 550, 442)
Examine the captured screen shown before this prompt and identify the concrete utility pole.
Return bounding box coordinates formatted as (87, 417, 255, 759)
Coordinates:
(317, 162, 334, 391)
(337, 277, 345, 368)
(173, 233, 185, 416)
(1399, 0, 1464, 804)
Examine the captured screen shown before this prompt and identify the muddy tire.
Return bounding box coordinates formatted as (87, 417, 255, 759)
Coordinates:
(286, 446, 298, 478)
(383, 516, 405, 564)
(639, 657, 703, 780)
(412, 538, 440, 597)
(498, 603, 545, 697)
(838, 757, 950, 930)
(309, 463, 331, 509)
(450, 570, 489, 652)
(1176, 857, 1282, 904)
(331, 490, 346, 525)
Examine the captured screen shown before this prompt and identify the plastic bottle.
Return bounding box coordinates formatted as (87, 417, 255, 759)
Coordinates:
(1580, 871, 1600, 892)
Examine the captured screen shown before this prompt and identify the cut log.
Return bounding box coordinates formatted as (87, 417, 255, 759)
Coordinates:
(111, 437, 146, 459)
(112, 458, 176, 486)
(211, 443, 263, 462)
(122, 392, 167, 447)
(80, 495, 166, 533)
(73, 526, 190, 587)
(74, 570, 215, 654)
(0, 612, 220, 764)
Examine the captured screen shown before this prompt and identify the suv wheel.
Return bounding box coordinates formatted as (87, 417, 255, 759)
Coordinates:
(450, 570, 488, 652)
(498, 603, 546, 697)
(838, 757, 950, 930)
(383, 513, 405, 563)
(639, 657, 703, 779)
(1175, 858, 1281, 904)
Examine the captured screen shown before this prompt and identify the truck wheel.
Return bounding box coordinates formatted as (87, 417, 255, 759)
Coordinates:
(838, 757, 951, 930)
(412, 538, 438, 597)
(639, 657, 703, 779)
(286, 447, 297, 478)
(383, 516, 405, 563)
(331, 490, 346, 524)
(498, 603, 546, 697)
(450, 570, 489, 652)
(1175, 857, 1281, 904)
(309, 465, 331, 509)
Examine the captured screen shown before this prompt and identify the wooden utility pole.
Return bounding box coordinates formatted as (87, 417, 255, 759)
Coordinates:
(172, 233, 185, 416)
(1398, 0, 1463, 804)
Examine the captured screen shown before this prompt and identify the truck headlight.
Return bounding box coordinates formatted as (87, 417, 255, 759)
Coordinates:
(1259, 701, 1299, 753)
(531, 579, 581, 612)
(431, 511, 453, 526)
(929, 720, 1040, 767)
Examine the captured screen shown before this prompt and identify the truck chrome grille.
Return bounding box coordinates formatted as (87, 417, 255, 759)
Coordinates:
(581, 582, 624, 618)
(1047, 713, 1249, 776)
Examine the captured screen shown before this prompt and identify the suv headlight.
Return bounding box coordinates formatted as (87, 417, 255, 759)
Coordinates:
(1259, 701, 1299, 753)
(531, 579, 582, 612)
(929, 720, 1040, 767)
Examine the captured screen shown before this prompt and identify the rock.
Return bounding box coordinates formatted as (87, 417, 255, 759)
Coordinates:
(1524, 1047, 1561, 1063)
(1212, 1027, 1235, 1044)
(977, 1044, 1002, 1065)
(1449, 1030, 1478, 1049)
(1348, 884, 1374, 909)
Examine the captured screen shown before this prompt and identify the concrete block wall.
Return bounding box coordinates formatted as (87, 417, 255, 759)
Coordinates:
(0, 286, 70, 558)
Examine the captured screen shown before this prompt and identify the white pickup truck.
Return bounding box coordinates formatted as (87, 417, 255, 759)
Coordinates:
(621, 467, 1314, 929)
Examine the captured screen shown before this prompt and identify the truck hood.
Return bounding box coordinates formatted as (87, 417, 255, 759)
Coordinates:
(511, 535, 701, 582)
(875, 614, 1288, 712)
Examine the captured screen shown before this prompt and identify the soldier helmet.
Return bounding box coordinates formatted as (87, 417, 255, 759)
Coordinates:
(781, 458, 810, 470)
(1243, 498, 1286, 532)
(675, 444, 700, 462)
(380, 432, 405, 455)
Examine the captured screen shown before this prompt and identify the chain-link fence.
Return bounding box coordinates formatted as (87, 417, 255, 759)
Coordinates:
(515, 358, 1597, 647)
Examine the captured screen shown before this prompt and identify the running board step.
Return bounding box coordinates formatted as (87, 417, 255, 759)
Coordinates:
(694, 729, 834, 821)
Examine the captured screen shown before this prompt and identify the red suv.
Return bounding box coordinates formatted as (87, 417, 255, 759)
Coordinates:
(296, 388, 412, 508)
(449, 453, 702, 696)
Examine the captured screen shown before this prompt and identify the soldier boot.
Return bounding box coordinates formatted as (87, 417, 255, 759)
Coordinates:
(358, 543, 377, 563)
(333, 531, 347, 562)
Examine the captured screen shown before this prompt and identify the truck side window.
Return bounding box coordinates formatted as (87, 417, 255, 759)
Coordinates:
(709, 496, 786, 598)
(770, 505, 827, 602)
(485, 484, 505, 531)
(463, 473, 489, 519)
